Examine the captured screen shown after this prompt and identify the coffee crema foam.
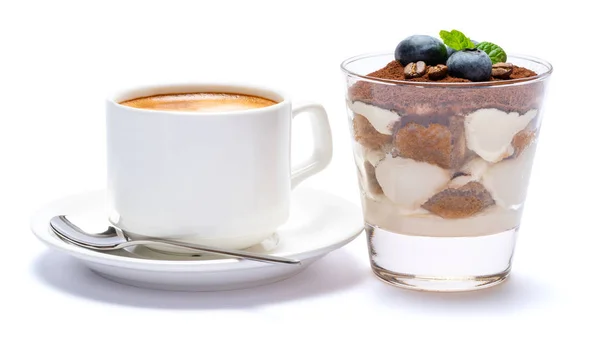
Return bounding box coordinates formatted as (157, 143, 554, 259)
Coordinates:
(119, 92, 278, 113)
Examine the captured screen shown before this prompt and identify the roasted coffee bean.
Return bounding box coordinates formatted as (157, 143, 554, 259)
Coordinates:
(493, 62, 514, 69)
(491, 63, 514, 79)
(404, 61, 427, 79)
(427, 64, 448, 80)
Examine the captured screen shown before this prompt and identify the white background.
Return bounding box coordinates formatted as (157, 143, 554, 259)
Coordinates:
(2, 0, 598, 340)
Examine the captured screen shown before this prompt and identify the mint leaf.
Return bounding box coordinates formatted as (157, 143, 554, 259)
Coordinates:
(475, 42, 507, 64)
(439, 30, 475, 50)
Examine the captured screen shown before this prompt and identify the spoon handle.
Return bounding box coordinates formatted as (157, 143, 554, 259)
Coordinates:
(129, 239, 302, 265)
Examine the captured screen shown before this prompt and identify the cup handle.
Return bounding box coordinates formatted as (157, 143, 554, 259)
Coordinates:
(290, 103, 333, 189)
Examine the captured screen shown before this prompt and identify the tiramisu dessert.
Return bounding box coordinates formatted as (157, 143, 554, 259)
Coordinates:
(342, 29, 552, 291)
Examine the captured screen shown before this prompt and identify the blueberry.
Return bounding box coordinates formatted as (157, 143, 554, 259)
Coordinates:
(395, 35, 448, 66)
(446, 40, 480, 57)
(447, 49, 492, 82)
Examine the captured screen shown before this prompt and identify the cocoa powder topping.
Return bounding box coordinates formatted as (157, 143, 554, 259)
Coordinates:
(348, 60, 545, 115)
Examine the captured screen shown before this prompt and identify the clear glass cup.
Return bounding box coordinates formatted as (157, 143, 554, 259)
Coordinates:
(341, 53, 552, 291)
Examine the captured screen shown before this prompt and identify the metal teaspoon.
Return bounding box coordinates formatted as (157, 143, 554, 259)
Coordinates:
(49, 215, 301, 265)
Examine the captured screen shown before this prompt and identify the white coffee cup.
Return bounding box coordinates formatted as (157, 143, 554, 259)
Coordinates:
(106, 83, 332, 251)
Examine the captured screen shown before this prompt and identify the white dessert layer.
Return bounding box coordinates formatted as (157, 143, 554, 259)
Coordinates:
(482, 142, 537, 209)
(348, 101, 399, 135)
(465, 108, 537, 163)
(354, 144, 386, 175)
(360, 144, 386, 166)
(448, 157, 490, 188)
(375, 154, 450, 210)
(363, 196, 522, 237)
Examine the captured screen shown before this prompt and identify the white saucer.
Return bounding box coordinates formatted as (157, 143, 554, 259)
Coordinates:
(31, 187, 364, 291)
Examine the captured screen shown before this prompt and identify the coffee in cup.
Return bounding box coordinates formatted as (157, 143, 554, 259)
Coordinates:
(119, 92, 277, 113)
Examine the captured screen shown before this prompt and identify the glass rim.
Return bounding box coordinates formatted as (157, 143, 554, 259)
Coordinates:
(340, 52, 553, 88)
